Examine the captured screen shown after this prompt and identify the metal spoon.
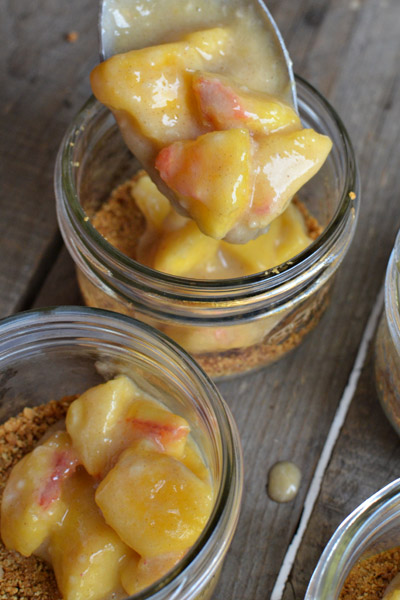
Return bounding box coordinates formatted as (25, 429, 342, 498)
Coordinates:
(98, 0, 297, 109)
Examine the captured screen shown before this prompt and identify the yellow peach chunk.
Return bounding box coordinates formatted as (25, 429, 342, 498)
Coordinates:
(180, 439, 211, 482)
(50, 470, 131, 600)
(66, 375, 140, 477)
(120, 550, 184, 596)
(66, 375, 190, 477)
(221, 202, 313, 274)
(250, 129, 332, 228)
(153, 219, 219, 276)
(123, 399, 190, 459)
(131, 171, 171, 231)
(155, 128, 251, 239)
(193, 71, 301, 134)
(163, 317, 281, 355)
(95, 447, 213, 558)
(1, 431, 78, 556)
(91, 28, 230, 147)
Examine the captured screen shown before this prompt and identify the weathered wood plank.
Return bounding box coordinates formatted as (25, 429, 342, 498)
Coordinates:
(213, 0, 400, 596)
(0, 0, 98, 316)
(32, 247, 81, 309)
(282, 335, 400, 599)
(3, 0, 400, 598)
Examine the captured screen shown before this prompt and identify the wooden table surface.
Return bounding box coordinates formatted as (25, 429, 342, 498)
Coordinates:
(2, 0, 400, 598)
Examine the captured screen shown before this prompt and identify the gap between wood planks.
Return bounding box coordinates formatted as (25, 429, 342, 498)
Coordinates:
(15, 232, 64, 315)
(270, 283, 385, 600)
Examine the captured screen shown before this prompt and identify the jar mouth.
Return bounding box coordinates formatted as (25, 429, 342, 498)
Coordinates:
(305, 478, 400, 599)
(56, 76, 359, 295)
(385, 229, 400, 350)
(0, 306, 243, 599)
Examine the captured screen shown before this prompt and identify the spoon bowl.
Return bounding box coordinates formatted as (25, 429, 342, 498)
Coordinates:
(99, 0, 297, 108)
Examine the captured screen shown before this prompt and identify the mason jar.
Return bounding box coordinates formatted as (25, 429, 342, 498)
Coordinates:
(55, 76, 360, 380)
(0, 306, 243, 600)
(305, 479, 400, 599)
(375, 229, 400, 434)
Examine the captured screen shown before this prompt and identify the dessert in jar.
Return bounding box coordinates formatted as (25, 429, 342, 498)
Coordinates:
(375, 229, 400, 434)
(55, 1, 359, 380)
(2, 376, 213, 599)
(305, 479, 400, 600)
(56, 78, 359, 379)
(0, 307, 243, 600)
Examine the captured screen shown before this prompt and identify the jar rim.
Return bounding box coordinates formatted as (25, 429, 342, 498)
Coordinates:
(305, 478, 400, 599)
(385, 230, 400, 351)
(56, 76, 359, 295)
(0, 306, 243, 599)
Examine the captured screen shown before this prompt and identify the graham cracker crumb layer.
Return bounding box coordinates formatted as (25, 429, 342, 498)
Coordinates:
(91, 174, 145, 259)
(339, 547, 400, 600)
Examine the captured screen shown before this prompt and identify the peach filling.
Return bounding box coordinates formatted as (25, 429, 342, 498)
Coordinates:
(116, 170, 316, 280)
(1, 375, 213, 600)
(90, 28, 332, 243)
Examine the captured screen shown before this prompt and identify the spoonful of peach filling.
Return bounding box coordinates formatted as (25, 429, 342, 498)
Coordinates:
(93, 1, 332, 243)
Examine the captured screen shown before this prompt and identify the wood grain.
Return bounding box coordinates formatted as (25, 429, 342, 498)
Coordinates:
(213, 0, 400, 596)
(0, 0, 98, 316)
(2, 0, 400, 599)
(281, 339, 400, 599)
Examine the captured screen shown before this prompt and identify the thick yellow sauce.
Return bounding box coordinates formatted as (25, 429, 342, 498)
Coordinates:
(129, 171, 315, 279)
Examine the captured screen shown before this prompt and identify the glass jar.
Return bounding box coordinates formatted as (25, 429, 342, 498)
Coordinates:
(305, 479, 400, 599)
(0, 306, 243, 600)
(55, 76, 360, 380)
(375, 230, 400, 433)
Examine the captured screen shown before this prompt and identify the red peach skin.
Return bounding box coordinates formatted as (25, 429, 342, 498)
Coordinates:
(192, 71, 301, 135)
(38, 448, 79, 509)
(156, 128, 251, 240)
(125, 416, 189, 453)
(1, 431, 79, 556)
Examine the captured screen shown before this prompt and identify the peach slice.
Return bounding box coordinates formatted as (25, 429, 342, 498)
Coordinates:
(121, 550, 184, 596)
(180, 439, 211, 483)
(66, 375, 190, 478)
(49, 470, 131, 600)
(249, 129, 332, 228)
(66, 375, 138, 478)
(91, 28, 230, 148)
(192, 71, 301, 135)
(131, 171, 171, 231)
(153, 219, 219, 276)
(156, 128, 251, 239)
(1, 431, 79, 556)
(221, 202, 313, 274)
(123, 399, 190, 459)
(95, 446, 213, 558)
